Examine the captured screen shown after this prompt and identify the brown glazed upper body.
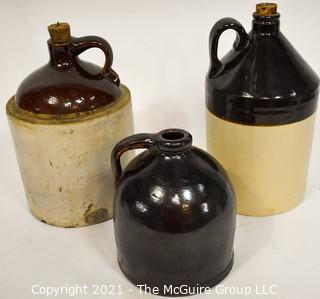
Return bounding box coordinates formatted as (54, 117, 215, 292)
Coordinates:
(206, 3, 319, 125)
(16, 23, 121, 114)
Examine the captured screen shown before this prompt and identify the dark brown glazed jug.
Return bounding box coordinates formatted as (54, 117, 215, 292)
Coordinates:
(111, 129, 236, 296)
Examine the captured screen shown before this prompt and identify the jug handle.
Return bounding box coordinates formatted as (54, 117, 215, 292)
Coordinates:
(72, 36, 120, 85)
(208, 18, 249, 78)
(111, 134, 155, 186)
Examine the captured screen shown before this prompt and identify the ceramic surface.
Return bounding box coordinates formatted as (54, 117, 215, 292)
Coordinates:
(111, 129, 236, 296)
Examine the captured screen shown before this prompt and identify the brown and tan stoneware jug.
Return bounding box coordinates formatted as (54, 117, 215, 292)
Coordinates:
(206, 3, 319, 216)
(6, 22, 134, 227)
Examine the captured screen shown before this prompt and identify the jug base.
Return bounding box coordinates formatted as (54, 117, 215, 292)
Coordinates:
(118, 253, 234, 297)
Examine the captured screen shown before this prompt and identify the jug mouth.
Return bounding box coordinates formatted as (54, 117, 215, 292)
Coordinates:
(255, 3, 277, 16)
(253, 3, 280, 24)
(155, 129, 192, 153)
(48, 22, 71, 46)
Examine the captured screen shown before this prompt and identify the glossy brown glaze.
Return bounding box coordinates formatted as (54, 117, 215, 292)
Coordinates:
(111, 129, 236, 296)
(16, 23, 121, 114)
(206, 3, 319, 125)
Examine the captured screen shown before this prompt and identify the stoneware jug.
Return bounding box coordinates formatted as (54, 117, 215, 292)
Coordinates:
(111, 129, 236, 296)
(6, 22, 134, 227)
(206, 3, 319, 216)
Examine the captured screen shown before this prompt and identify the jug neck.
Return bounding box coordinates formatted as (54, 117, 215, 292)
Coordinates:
(47, 22, 73, 70)
(252, 14, 280, 36)
(48, 41, 73, 70)
(252, 3, 280, 36)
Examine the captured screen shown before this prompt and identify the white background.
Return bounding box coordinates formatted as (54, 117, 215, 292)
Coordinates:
(1, 0, 319, 298)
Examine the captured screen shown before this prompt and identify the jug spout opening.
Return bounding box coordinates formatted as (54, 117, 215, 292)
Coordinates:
(253, 3, 280, 24)
(156, 129, 192, 154)
(252, 3, 280, 32)
(161, 130, 185, 141)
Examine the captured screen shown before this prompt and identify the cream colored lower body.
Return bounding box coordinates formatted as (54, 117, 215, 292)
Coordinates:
(7, 97, 133, 227)
(206, 111, 315, 216)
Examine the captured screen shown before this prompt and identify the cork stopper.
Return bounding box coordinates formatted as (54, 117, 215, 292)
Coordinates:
(48, 22, 71, 45)
(256, 3, 277, 16)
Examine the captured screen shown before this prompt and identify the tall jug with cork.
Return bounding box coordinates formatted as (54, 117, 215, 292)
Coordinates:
(206, 3, 319, 215)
